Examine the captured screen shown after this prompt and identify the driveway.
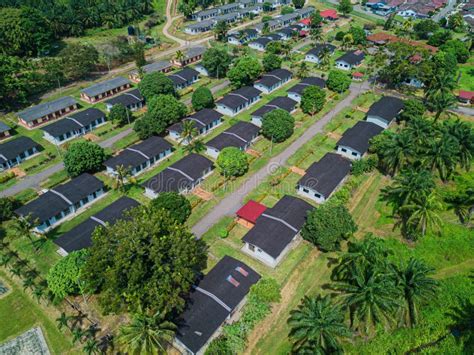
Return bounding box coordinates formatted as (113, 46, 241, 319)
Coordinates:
(191, 81, 371, 238)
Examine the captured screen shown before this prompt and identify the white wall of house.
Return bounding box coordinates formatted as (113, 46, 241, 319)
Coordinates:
(305, 54, 321, 64)
(296, 185, 326, 204)
(0, 146, 39, 171)
(216, 104, 240, 117)
(206, 146, 220, 159)
(366, 115, 389, 129)
(251, 116, 263, 127)
(242, 236, 298, 268)
(288, 92, 302, 102)
(248, 43, 265, 51)
(335, 60, 352, 70)
(337, 145, 362, 160)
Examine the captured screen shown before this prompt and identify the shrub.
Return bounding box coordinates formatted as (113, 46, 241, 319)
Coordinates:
(351, 155, 378, 176)
(0, 197, 17, 222)
(63, 141, 106, 177)
(261, 109, 295, 143)
(192, 86, 214, 111)
(150, 192, 191, 224)
(47, 250, 89, 299)
(217, 147, 249, 177)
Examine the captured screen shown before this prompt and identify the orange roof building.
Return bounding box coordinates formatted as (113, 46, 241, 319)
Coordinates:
(367, 32, 438, 53)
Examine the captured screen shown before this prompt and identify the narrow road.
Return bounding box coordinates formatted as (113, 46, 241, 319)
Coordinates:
(163, 0, 186, 45)
(191, 81, 371, 237)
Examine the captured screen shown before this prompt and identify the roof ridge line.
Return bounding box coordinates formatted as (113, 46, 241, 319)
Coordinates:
(126, 147, 150, 160)
(49, 189, 74, 206)
(90, 216, 107, 227)
(66, 116, 85, 127)
(223, 131, 247, 143)
(261, 213, 298, 232)
(167, 166, 195, 181)
(194, 286, 232, 312)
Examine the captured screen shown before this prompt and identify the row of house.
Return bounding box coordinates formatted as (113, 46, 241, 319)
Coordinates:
(0, 137, 41, 171)
(365, 0, 448, 18)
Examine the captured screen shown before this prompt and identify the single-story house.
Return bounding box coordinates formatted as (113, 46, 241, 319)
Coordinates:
(184, 20, 215, 34)
(169, 68, 200, 90)
(105, 136, 173, 177)
(17, 96, 78, 129)
(255, 20, 280, 34)
(236, 199, 267, 228)
(228, 29, 258, 45)
(129, 61, 173, 82)
(250, 96, 297, 126)
(194, 64, 209, 76)
(241, 195, 313, 267)
(239, 0, 256, 8)
(264, 33, 283, 42)
(193, 8, 218, 21)
(335, 50, 365, 71)
(305, 43, 336, 64)
(366, 96, 404, 128)
(174, 256, 260, 355)
(104, 88, 145, 112)
(80, 77, 131, 103)
(336, 121, 384, 160)
(205, 121, 260, 159)
(287, 76, 326, 102)
(0, 122, 11, 141)
(216, 86, 262, 117)
(295, 6, 315, 19)
(275, 12, 300, 27)
(320, 9, 339, 20)
(168, 109, 223, 143)
(172, 46, 207, 67)
(0, 136, 41, 171)
(458, 90, 474, 105)
(276, 27, 295, 40)
(54, 197, 139, 256)
(15, 173, 105, 233)
(254, 68, 292, 94)
(297, 152, 351, 203)
(248, 37, 273, 51)
(42, 108, 107, 145)
(219, 2, 241, 14)
(240, 5, 263, 16)
(143, 153, 213, 198)
(214, 12, 241, 25)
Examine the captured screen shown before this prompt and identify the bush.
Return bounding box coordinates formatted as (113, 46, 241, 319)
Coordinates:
(0, 171, 15, 184)
(219, 229, 229, 238)
(351, 155, 378, 176)
(217, 147, 249, 177)
(47, 250, 89, 299)
(109, 103, 132, 126)
(249, 278, 281, 303)
(262, 53, 282, 72)
(327, 70, 351, 92)
(0, 197, 17, 222)
(63, 141, 106, 177)
(192, 86, 214, 111)
(150, 192, 191, 224)
(261, 109, 295, 143)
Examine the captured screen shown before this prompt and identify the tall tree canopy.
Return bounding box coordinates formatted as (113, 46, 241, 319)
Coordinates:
(138, 72, 176, 101)
(63, 141, 106, 177)
(228, 55, 262, 88)
(201, 47, 231, 78)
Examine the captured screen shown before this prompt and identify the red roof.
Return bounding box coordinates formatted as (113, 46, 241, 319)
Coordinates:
(459, 90, 474, 100)
(299, 18, 311, 26)
(236, 200, 267, 223)
(320, 9, 339, 19)
(352, 72, 363, 78)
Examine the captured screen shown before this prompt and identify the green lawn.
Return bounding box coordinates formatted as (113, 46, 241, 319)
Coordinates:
(457, 64, 474, 92)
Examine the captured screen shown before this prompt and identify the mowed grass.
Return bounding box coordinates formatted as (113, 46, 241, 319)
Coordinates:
(457, 64, 474, 91)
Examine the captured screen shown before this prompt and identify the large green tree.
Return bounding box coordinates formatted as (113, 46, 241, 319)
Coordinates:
(300, 86, 326, 116)
(262, 53, 282, 72)
(216, 147, 249, 177)
(59, 43, 99, 81)
(63, 141, 106, 177)
(150, 192, 192, 224)
(228, 56, 263, 88)
(138, 72, 176, 101)
(109, 103, 132, 126)
(261, 109, 295, 143)
(338, 0, 353, 16)
(191, 86, 214, 111)
(201, 47, 231, 78)
(326, 70, 351, 93)
(47, 250, 89, 299)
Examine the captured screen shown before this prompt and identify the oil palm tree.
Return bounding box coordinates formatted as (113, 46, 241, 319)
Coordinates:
(402, 192, 444, 237)
(22, 276, 35, 291)
(183, 138, 205, 155)
(424, 73, 456, 121)
(287, 295, 351, 354)
(113, 165, 135, 192)
(310, 26, 323, 43)
(72, 327, 85, 344)
(342, 33, 354, 50)
(174, 50, 185, 65)
(392, 258, 438, 327)
(404, 116, 436, 148)
(319, 46, 332, 70)
(32, 284, 46, 303)
(445, 187, 474, 225)
(442, 119, 474, 171)
(381, 132, 415, 175)
(56, 312, 72, 331)
(423, 135, 460, 181)
(83, 339, 100, 355)
(118, 311, 176, 355)
(179, 120, 198, 146)
(296, 62, 309, 79)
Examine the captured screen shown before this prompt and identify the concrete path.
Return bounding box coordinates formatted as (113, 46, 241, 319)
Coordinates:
(191, 81, 371, 238)
(163, 0, 186, 45)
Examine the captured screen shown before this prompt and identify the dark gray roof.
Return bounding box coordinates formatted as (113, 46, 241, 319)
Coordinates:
(104, 88, 144, 107)
(250, 37, 272, 47)
(176, 256, 260, 354)
(0, 137, 41, 163)
(195, 8, 219, 17)
(15, 174, 104, 224)
(337, 121, 384, 155)
(206, 121, 260, 151)
(298, 153, 351, 198)
(184, 46, 206, 60)
(17, 96, 78, 123)
(336, 50, 365, 65)
(104, 136, 172, 170)
(168, 109, 223, 134)
(251, 96, 297, 118)
(367, 96, 404, 123)
(306, 43, 336, 57)
(277, 27, 295, 36)
(134, 61, 172, 75)
(215, 13, 240, 21)
(186, 20, 215, 30)
(217, 86, 261, 110)
(42, 108, 106, 138)
(264, 33, 283, 41)
(220, 2, 240, 10)
(255, 69, 292, 88)
(242, 195, 313, 258)
(169, 68, 200, 85)
(81, 77, 130, 97)
(288, 77, 326, 94)
(142, 153, 213, 194)
(296, 6, 315, 17)
(54, 197, 139, 253)
(0, 122, 10, 133)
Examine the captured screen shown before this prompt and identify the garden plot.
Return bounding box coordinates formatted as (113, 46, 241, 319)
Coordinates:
(0, 327, 50, 355)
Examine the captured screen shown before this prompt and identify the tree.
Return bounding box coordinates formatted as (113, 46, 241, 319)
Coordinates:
(296, 62, 309, 79)
(377, 132, 414, 175)
(403, 192, 444, 237)
(292, 0, 305, 9)
(228, 56, 263, 88)
(399, 99, 425, 123)
(201, 47, 231, 78)
(348, 26, 366, 45)
(216, 147, 249, 177)
(59, 43, 99, 81)
(113, 165, 135, 192)
(287, 295, 351, 353)
(310, 26, 324, 43)
(47, 250, 89, 299)
(326, 70, 351, 93)
(213, 21, 229, 41)
(342, 33, 354, 50)
(56, 312, 72, 331)
(150, 192, 192, 224)
(440, 40, 470, 64)
(63, 141, 106, 177)
(301, 203, 357, 252)
(310, 10, 323, 28)
(191, 86, 214, 111)
(138, 72, 176, 101)
(0, 197, 16, 222)
(392, 258, 438, 327)
(262, 53, 282, 72)
(133, 42, 146, 68)
(83, 339, 100, 355)
(424, 72, 456, 121)
(448, 13, 465, 32)
(442, 120, 474, 171)
(300, 86, 326, 116)
(338, 0, 353, 16)
(423, 134, 460, 181)
(319, 47, 332, 69)
(281, 6, 294, 15)
(109, 103, 132, 126)
(82, 206, 207, 314)
(413, 20, 440, 40)
(427, 30, 452, 47)
(261, 109, 295, 143)
(118, 311, 176, 355)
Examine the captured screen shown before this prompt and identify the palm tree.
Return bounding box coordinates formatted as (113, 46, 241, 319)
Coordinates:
(403, 192, 444, 237)
(287, 295, 351, 354)
(296, 62, 309, 79)
(424, 73, 456, 121)
(381, 132, 414, 175)
(174, 50, 185, 65)
(56, 312, 71, 331)
(392, 258, 438, 327)
(404, 117, 435, 147)
(72, 327, 85, 344)
(10, 215, 35, 247)
(118, 311, 176, 355)
(32, 284, 45, 303)
(423, 135, 460, 181)
(342, 33, 353, 50)
(310, 27, 323, 43)
(22, 276, 35, 291)
(182, 138, 205, 155)
(442, 119, 474, 171)
(179, 120, 198, 146)
(319, 46, 332, 70)
(114, 165, 135, 192)
(213, 20, 229, 41)
(445, 187, 474, 225)
(83, 339, 100, 355)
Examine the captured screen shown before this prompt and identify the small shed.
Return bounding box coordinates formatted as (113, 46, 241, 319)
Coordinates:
(236, 200, 267, 228)
(352, 72, 364, 81)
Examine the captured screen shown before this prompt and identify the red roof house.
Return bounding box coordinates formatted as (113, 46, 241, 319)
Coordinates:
(320, 9, 339, 20)
(458, 90, 474, 104)
(236, 200, 267, 226)
(299, 18, 311, 26)
(352, 72, 364, 80)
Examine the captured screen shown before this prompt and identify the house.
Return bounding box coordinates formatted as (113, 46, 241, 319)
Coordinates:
(17, 96, 79, 129)
(42, 108, 107, 145)
(143, 153, 213, 198)
(255, 20, 279, 34)
(264, 33, 283, 42)
(184, 20, 215, 34)
(236, 200, 267, 228)
(295, 6, 315, 19)
(129, 61, 173, 82)
(366, 32, 437, 53)
(241, 195, 313, 267)
(228, 29, 258, 45)
(205, 121, 260, 159)
(174, 256, 260, 355)
(0, 137, 41, 171)
(248, 37, 273, 51)
(352, 72, 364, 81)
(335, 50, 365, 70)
(104, 88, 145, 112)
(219, 2, 241, 14)
(251, 96, 297, 126)
(458, 90, 474, 105)
(214, 12, 241, 25)
(194, 8, 218, 21)
(168, 109, 223, 143)
(239, 0, 257, 8)
(287, 77, 326, 102)
(276, 27, 295, 40)
(297, 153, 351, 203)
(242, 4, 263, 15)
(254, 68, 292, 94)
(336, 121, 384, 160)
(305, 44, 336, 64)
(105, 136, 173, 177)
(15, 174, 105, 233)
(0, 122, 11, 141)
(195, 64, 209, 76)
(54, 197, 139, 256)
(172, 46, 207, 67)
(320, 9, 339, 20)
(216, 86, 262, 117)
(80, 77, 131, 103)
(366, 96, 404, 128)
(169, 68, 200, 90)
(275, 12, 300, 27)
(299, 18, 311, 30)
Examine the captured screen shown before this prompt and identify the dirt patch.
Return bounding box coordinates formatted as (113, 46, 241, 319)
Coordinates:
(290, 166, 306, 176)
(192, 187, 214, 201)
(247, 149, 262, 158)
(83, 133, 99, 142)
(355, 106, 369, 113)
(326, 131, 342, 141)
(236, 217, 254, 229)
(10, 167, 26, 178)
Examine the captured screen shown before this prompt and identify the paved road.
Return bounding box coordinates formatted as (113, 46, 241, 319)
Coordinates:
(163, 0, 186, 45)
(433, 0, 457, 22)
(191, 81, 371, 238)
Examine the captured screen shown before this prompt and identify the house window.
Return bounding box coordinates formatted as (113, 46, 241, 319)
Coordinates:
(315, 193, 321, 198)
(249, 244, 255, 252)
(341, 147, 347, 152)
(351, 152, 358, 157)
(303, 188, 309, 193)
